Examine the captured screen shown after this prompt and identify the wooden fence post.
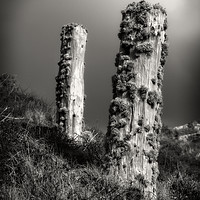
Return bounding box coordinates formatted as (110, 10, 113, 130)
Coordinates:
(56, 23, 87, 143)
(106, 1, 168, 199)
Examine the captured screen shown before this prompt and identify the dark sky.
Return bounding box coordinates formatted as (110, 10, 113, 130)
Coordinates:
(1, 0, 200, 131)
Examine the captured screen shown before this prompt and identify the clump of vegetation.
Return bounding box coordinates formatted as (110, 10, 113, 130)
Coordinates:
(109, 97, 129, 115)
(153, 3, 167, 15)
(135, 174, 148, 188)
(119, 1, 153, 49)
(163, 18, 168, 31)
(146, 133, 156, 148)
(135, 43, 154, 57)
(151, 78, 156, 85)
(147, 91, 158, 108)
(144, 125, 150, 132)
(144, 149, 158, 164)
(138, 85, 148, 100)
(127, 82, 137, 101)
(160, 43, 169, 66)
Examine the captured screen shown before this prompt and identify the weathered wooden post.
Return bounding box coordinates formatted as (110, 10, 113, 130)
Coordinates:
(106, 1, 168, 199)
(56, 23, 87, 142)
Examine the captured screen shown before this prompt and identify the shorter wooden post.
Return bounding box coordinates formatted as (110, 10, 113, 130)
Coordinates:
(56, 23, 87, 142)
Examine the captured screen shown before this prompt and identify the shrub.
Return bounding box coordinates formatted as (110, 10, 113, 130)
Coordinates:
(158, 172, 200, 200)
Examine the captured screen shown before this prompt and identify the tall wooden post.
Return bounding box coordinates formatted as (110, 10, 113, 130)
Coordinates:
(56, 23, 87, 142)
(106, 1, 168, 199)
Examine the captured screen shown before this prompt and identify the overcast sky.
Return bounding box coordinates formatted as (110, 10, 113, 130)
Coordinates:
(1, 0, 200, 131)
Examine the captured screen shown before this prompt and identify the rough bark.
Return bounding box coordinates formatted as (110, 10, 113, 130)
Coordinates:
(105, 1, 168, 199)
(56, 23, 87, 143)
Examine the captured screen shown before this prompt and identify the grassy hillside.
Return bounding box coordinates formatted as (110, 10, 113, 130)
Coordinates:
(0, 74, 142, 199)
(0, 73, 200, 199)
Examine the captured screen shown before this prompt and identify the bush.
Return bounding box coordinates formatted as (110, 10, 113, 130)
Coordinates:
(158, 172, 200, 200)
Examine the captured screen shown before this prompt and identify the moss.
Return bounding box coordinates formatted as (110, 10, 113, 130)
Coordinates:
(63, 55, 72, 61)
(144, 149, 157, 163)
(151, 166, 159, 185)
(135, 43, 153, 57)
(120, 19, 132, 29)
(155, 115, 158, 122)
(153, 3, 167, 15)
(60, 69, 66, 74)
(120, 109, 130, 118)
(119, 1, 154, 50)
(125, 1, 152, 14)
(119, 118, 127, 128)
(109, 98, 129, 115)
(163, 18, 168, 31)
(121, 39, 135, 48)
(109, 106, 117, 115)
(59, 121, 64, 127)
(108, 138, 131, 163)
(135, 145, 140, 156)
(138, 116, 144, 126)
(109, 117, 127, 129)
(160, 42, 168, 66)
(115, 53, 130, 67)
(146, 133, 156, 149)
(138, 85, 148, 100)
(119, 101, 129, 112)
(56, 27, 73, 125)
(153, 121, 161, 134)
(114, 81, 127, 94)
(151, 78, 156, 85)
(126, 60, 134, 71)
(116, 140, 130, 151)
(135, 28, 150, 41)
(120, 74, 129, 82)
(124, 134, 132, 141)
(117, 65, 123, 73)
(133, 23, 144, 32)
(157, 95, 163, 106)
(144, 125, 150, 132)
(135, 174, 148, 188)
(157, 71, 163, 81)
(157, 107, 163, 116)
(127, 82, 137, 101)
(59, 107, 68, 113)
(136, 127, 143, 134)
(126, 73, 137, 82)
(157, 79, 163, 88)
(115, 53, 121, 67)
(112, 74, 118, 87)
(109, 128, 120, 142)
(164, 33, 168, 42)
(109, 115, 118, 127)
(135, 12, 148, 27)
(147, 91, 158, 108)
(121, 55, 131, 61)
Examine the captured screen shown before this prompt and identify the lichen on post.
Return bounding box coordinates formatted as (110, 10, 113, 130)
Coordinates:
(55, 23, 87, 143)
(105, 1, 168, 199)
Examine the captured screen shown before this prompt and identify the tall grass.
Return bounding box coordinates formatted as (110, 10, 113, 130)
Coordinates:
(157, 126, 200, 199)
(0, 73, 143, 199)
(1, 74, 200, 199)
